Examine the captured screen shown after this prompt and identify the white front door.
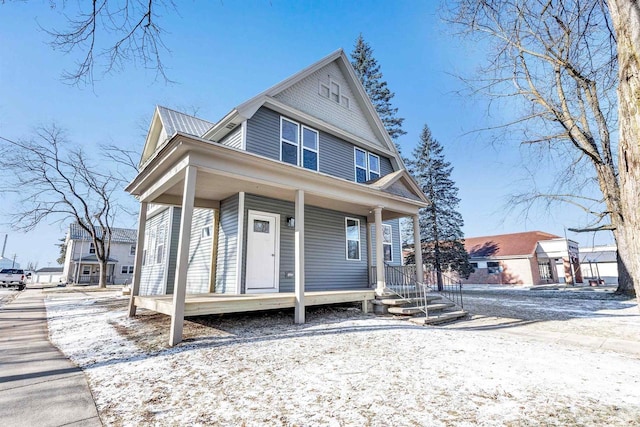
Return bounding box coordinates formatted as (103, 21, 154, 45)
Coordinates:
(245, 210, 280, 293)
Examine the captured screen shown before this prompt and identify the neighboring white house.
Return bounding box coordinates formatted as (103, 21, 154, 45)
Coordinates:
(580, 245, 618, 285)
(62, 223, 138, 285)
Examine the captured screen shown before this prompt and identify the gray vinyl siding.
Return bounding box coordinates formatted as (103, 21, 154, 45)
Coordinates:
(165, 207, 181, 294)
(215, 194, 239, 294)
(380, 157, 393, 176)
(219, 124, 243, 149)
(186, 208, 214, 294)
(245, 106, 395, 182)
(240, 194, 369, 293)
(140, 207, 171, 295)
(370, 218, 402, 266)
(245, 107, 280, 160)
(304, 206, 369, 291)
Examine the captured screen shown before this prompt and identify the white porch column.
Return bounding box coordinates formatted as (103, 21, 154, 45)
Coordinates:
(128, 201, 148, 317)
(374, 206, 385, 295)
(170, 166, 197, 346)
(413, 214, 424, 284)
(366, 220, 373, 286)
(294, 190, 305, 324)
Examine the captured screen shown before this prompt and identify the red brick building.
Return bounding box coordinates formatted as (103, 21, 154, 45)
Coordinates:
(463, 231, 582, 285)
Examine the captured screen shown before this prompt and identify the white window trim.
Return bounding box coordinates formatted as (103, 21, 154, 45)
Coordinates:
(130, 244, 136, 256)
(301, 125, 319, 172)
(89, 242, 95, 254)
(280, 116, 299, 166)
(280, 116, 320, 172)
(345, 217, 361, 261)
(368, 153, 381, 180)
(354, 147, 368, 183)
(202, 225, 212, 238)
(354, 148, 382, 182)
(382, 224, 393, 263)
(319, 78, 350, 109)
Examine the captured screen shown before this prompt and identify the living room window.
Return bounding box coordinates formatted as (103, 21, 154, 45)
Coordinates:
(382, 224, 393, 262)
(345, 218, 361, 261)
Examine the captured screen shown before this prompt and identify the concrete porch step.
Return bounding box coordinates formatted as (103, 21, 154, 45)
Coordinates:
(377, 295, 442, 306)
(388, 302, 455, 315)
(408, 310, 469, 325)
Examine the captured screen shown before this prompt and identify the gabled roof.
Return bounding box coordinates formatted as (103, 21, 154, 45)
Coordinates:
(139, 106, 215, 166)
(465, 231, 561, 258)
(68, 223, 137, 244)
(201, 49, 404, 163)
(367, 170, 429, 203)
(157, 106, 214, 137)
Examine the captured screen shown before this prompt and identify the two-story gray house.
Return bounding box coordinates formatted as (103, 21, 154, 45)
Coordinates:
(126, 50, 429, 345)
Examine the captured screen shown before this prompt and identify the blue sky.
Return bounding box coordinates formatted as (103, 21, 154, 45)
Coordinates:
(0, 1, 613, 268)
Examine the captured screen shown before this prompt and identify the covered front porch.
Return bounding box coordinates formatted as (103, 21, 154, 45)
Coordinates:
(134, 289, 375, 317)
(125, 134, 428, 345)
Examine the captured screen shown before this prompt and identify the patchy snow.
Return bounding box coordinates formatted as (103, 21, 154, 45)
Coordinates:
(45, 290, 640, 426)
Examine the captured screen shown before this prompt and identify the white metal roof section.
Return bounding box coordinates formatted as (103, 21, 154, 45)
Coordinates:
(157, 106, 214, 137)
(69, 223, 137, 243)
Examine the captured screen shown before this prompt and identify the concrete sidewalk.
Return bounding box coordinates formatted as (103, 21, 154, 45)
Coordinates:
(0, 289, 101, 426)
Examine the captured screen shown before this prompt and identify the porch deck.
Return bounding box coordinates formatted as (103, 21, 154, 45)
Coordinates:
(134, 289, 376, 317)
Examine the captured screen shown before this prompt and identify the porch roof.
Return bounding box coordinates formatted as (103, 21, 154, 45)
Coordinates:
(72, 255, 118, 264)
(126, 133, 429, 220)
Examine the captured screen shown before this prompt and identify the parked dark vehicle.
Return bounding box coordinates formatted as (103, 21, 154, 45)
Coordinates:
(0, 269, 28, 290)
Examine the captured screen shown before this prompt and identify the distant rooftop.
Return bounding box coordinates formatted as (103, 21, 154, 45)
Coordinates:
(465, 231, 561, 258)
(68, 223, 137, 244)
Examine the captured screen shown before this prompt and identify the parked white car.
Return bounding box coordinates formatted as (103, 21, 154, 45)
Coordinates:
(0, 269, 28, 291)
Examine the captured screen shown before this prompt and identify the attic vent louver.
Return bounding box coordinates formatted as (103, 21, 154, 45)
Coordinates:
(225, 123, 237, 130)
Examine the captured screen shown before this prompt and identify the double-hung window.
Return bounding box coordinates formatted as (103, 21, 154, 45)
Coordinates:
(89, 242, 95, 254)
(281, 117, 319, 171)
(354, 148, 381, 183)
(368, 153, 380, 180)
(302, 126, 319, 171)
(355, 148, 368, 183)
(281, 117, 299, 166)
(345, 218, 361, 261)
(382, 224, 393, 262)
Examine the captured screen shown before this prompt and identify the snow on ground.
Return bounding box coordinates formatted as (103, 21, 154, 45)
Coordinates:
(45, 288, 640, 426)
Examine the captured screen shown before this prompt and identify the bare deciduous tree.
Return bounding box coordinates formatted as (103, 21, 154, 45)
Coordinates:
(0, 126, 129, 288)
(608, 0, 640, 304)
(2, 0, 176, 86)
(446, 0, 640, 299)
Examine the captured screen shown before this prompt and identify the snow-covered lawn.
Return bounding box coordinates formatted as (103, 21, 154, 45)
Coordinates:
(45, 288, 640, 426)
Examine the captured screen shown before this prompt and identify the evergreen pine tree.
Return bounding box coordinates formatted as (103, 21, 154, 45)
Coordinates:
(406, 125, 473, 288)
(350, 34, 406, 144)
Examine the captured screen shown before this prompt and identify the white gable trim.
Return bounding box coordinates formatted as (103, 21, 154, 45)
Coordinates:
(206, 49, 405, 168)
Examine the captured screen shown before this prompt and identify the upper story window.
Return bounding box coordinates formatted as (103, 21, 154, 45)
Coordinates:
(89, 242, 95, 254)
(319, 78, 350, 109)
(280, 117, 319, 171)
(354, 148, 381, 183)
(130, 245, 136, 256)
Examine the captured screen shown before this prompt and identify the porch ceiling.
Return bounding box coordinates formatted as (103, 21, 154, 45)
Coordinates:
(128, 134, 427, 220)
